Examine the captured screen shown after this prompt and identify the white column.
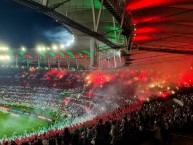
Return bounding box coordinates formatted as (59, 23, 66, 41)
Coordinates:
(95, 0, 104, 32)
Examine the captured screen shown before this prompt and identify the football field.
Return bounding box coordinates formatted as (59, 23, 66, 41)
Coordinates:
(0, 111, 49, 138)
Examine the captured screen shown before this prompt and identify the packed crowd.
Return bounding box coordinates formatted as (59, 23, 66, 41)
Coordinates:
(0, 68, 89, 119)
(1, 91, 193, 145)
(0, 68, 129, 121)
(0, 68, 193, 145)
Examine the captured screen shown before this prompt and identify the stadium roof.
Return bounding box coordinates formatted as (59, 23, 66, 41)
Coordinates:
(14, 0, 130, 52)
(126, 0, 193, 54)
(14, 0, 193, 64)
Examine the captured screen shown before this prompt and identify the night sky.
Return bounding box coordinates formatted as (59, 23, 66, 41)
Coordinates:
(0, 0, 68, 48)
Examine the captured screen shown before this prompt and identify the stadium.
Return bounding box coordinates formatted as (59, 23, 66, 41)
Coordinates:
(0, 0, 193, 145)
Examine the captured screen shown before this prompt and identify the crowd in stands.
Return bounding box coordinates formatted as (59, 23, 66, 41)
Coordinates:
(0, 91, 193, 145)
(0, 68, 193, 145)
(0, 68, 90, 119)
(0, 68, 128, 121)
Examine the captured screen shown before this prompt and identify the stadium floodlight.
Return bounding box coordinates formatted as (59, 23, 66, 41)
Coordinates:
(5, 55, 10, 60)
(42, 47, 46, 52)
(37, 47, 42, 52)
(52, 45, 58, 51)
(37, 44, 47, 52)
(0, 47, 8, 51)
(0, 55, 11, 60)
(21, 47, 26, 52)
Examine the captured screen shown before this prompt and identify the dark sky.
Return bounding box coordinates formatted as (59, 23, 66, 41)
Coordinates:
(0, 0, 66, 48)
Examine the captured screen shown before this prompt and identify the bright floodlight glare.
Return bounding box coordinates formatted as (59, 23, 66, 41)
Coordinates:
(5, 55, 10, 60)
(52, 45, 58, 51)
(37, 47, 42, 51)
(37, 44, 47, 52)
(0, 55, 11, 60)
(42, 47, 46, 51)
(0, 47, 8, 51)
(21, 47, 26, 51)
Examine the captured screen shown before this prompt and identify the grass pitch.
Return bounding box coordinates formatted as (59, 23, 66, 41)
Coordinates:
(0, 111, 49, 138)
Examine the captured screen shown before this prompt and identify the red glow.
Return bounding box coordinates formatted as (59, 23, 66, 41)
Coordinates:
(45, 70, 67, 80)
(135, 27, 159, 34)
(82, 54, 88, 58)
(161, 93, 168, 99)
(29, 67, 36, 72)
(134, 16, 160, 24)
(85, 72, 116, 88)
(63, 98, 69, 104)
(134, 35, 152, 41)
(74, 54, 81, 58)
(179, 70, 193, 86)
(65, 55, 70, 58)
(56, 55, 62, 59)
(126, 0, 186, 10)
(56, 70, 67, 79)
(139, 96, 146, 102)
(87, 92, 94, 98)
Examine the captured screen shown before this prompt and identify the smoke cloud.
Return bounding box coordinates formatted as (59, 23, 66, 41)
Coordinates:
(44, 27, 73, 45)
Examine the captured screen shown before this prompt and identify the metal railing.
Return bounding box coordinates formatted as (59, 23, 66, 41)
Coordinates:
(14, 0, 122, 49)
(101, 0, 132, 29)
